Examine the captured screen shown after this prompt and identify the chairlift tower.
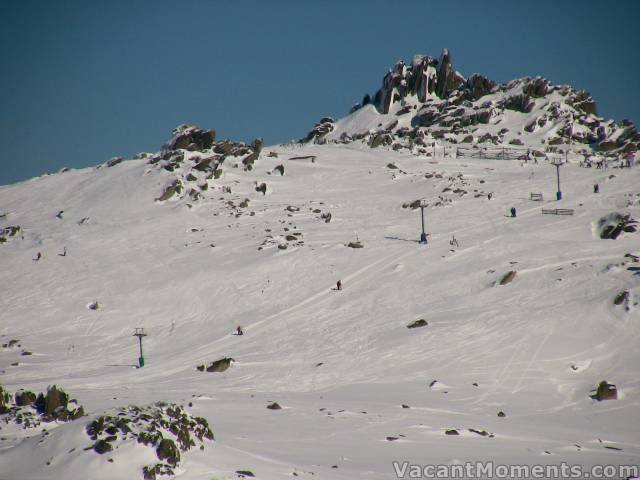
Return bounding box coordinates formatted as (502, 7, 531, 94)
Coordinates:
(551, 158, 564, 200)
(419, 200, 429, 244)
(133, 328, 147, 368)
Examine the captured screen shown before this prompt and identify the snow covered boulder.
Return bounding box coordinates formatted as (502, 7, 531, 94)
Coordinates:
(595, 212, 637, 239)
(302, 118, 334, 143)
(165, 124, 216, 152)
(197, 357, 234, 373)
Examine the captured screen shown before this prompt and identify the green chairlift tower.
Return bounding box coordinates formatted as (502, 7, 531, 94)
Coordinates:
(133, 328, 147, 368)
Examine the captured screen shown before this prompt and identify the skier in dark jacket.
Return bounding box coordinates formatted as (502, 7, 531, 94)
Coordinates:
(510, 207, 517, 218)
(236, 326, 243, 336)
(336, 280, 342, 291)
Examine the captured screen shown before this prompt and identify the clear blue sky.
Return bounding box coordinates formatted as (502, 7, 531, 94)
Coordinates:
(1, 0, 639, 186)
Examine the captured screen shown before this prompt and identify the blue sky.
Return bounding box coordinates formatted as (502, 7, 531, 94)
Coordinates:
(1, 0, 639, 186)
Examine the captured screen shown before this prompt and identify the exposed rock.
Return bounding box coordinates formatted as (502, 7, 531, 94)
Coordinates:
(14, 390, 37, 406)
(402, 200, 422, 209)
(597, 213, 637, 239)
(242, 151, 259, 170)
(157, 179, 184, 202)
(407, 319, 428, 329)
(595, 381, 617, 401)
(0, 385, 84, 425)
(347, 241, 364, 249)
(303, 118, 334, 143)
(267, 402, 282, 410)
(193, 157, 215, 172)
(522, 77, 550, 98)
(106, 156, 124, 167)
(613, 290, 629, 306)
(274, 164, 285, 176)
(502, 94, 534, 113)
(255, 183, 267, 195)
(236, 471, 256, 478)
(370, 133, 393, 148)
(466, 73, 496, 100)
(166, 125, 216, 152)
(445, 429, 459, 435)
(499, 271, 517, 285)
(197, 358, 234, 373)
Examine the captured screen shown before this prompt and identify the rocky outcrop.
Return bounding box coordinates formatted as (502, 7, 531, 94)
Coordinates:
(316, 48, 639, 157)
(196, 357, 234, 373)
(165, 125, 216, 152)
(303, 117, 335, 143)
(86, 402, 213, 479)
(0, 225, 21, 243)
(596, 213, 637, 239)
(466, 73, 496, 100)
(0, 385, 85, 427)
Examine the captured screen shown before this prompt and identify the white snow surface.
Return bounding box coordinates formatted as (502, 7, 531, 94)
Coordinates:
(1, 143, 639, 479)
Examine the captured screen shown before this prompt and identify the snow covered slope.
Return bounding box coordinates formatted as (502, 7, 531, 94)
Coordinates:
(1, 128, 639, 479)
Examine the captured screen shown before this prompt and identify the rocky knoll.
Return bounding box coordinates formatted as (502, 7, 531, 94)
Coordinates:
(0, 384, 85, 427)
(151, 124, 263, 203)
(304, 48, 639, 158)
(86, 402, 214, 480)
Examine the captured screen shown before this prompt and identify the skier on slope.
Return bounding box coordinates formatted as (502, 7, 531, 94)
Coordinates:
(236, 326, 244, 336)
(336, 280, 342, 291)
